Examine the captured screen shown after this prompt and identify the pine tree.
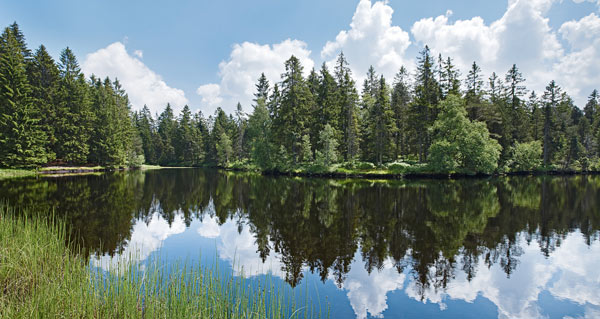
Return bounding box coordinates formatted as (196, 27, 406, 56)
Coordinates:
(390, 66, 411, 158)
(234, 102, 246, 161)
(157, 104, 176, 165)
(504, 64, 530, 144)
(364, 76, 393, 165)
(136, 105, 157, 164)
(247, 97, 272, 168)
(543, 80, 560, 166)
(410, 46, 439, 161)
(314, 63, 340, 153)
(334, 52, 360, 161)
(275, 55, 314, 164)
(0, 27, 47, 167)
(465, 61, 484, 121)
(27, 45, 59, 160)
(254, 73, 270, 103)
(55, 47, 93, 163)
(176, 105, 203, 165)
(8, 22, 31, 60)
(440, 56, 461, 98)
(318, 124, 338, 166)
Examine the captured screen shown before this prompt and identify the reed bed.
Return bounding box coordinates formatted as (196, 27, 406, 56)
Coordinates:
(0, 203, 327, 318)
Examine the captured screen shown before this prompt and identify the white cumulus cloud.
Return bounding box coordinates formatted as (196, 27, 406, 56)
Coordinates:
(411, 0, 563, 100)
(82, 42, 189, 115)
(196, 39, 314, 115)
(321, 0, 412, 82)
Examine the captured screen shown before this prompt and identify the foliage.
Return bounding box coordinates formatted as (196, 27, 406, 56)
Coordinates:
(508, 141, 543, 172)
(317, 124, 338, 166)
(428, 95, 502, 174)
(1, 22, 599, 175)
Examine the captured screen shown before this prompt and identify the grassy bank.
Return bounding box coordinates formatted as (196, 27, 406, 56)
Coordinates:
(0, 169, 37, 179)
(0, 204, 325, 318)
(223, 160, 600, 179)
(0, 165, 168, 180)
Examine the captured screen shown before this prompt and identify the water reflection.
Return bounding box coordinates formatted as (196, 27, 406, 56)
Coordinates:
(1, 169, 599, 318)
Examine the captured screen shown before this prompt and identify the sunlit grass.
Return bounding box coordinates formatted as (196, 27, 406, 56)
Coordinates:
(0, 203, 327, 318)
(0, 169, 36, 179)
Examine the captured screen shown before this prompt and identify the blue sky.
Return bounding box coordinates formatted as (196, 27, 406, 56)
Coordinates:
(1, 0, 599, 115)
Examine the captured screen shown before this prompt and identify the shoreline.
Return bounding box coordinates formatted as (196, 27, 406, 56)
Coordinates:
(2, 164, 599, 181)
(222, 166, 600, 180)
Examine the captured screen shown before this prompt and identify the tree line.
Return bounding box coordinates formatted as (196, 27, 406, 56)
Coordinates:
(134, 50, 600, 174)
(1, 22, 599, 173)
(0, 23, 142, 168)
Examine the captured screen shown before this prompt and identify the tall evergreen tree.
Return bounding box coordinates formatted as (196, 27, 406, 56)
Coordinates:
(334, 52, 360, 161)
(504, 64, 530, 144)
(55, 47, 93, 163)
(136, 105, 157, 164)
(465, 61, 484, 121)
(247, 97, 272, 168)
(26, 45, 59, 161)
(157, 103, 176, 165)
(410, 46, 439, 161)
(254, 73, 270, 103)
(364, 76, 393, 165)
(274, 55, 314, 163)
(543, 80, 560, 166)
(0, 28, 47, 167)
(440, 56, 461, 98)
(390, 66, 411, 158)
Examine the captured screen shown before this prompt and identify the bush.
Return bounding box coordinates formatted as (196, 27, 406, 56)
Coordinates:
(589, 158, 600, 172)
(355, 161, 376, 170)
(508, 141, 542, 172)
(386, 161, 412, 171)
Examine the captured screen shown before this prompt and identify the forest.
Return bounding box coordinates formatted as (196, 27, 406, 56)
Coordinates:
(1, 22, 600, 174)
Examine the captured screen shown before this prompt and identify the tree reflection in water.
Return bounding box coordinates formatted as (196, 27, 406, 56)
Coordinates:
(1, 169, 599, 300)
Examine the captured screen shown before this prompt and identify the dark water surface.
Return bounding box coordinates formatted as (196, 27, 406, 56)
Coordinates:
(1, 169, 599, 318)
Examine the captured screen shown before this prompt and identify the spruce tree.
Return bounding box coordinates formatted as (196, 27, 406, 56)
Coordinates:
(465, 61, 484, 121)
(364, 76, 393, 165)
(275, 55, 313, 164)
(157, 104, 176, 165)
(334, 52, 360, 161)
(0, 28, 48, 167)
(55, 47, 93, 163)
(542, 80, 560, 166)
(27, 45, 59, 160)
(391, 67, 411, 158)
(410, 46, 439, 161)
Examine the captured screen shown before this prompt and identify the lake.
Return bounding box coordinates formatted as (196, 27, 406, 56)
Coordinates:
(1, 169, 599, 319)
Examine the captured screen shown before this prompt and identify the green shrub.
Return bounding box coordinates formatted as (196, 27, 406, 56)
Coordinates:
(355, 162, 376, 170)
(508, 141, 542, 172)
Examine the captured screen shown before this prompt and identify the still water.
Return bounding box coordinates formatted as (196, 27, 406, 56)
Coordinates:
(1, 169, 599, 318)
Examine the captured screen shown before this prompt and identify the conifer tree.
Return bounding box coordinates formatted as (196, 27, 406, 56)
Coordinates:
(275, 56, 314, 163)
(391, 67, 411, 158)
(247, 97, 272, 168)
(27, 45, 59, 160)
(55, 47, 93, 163)
(0, 28, 47, 167)
(465, 61, 484, 121)
(157, 103, 176, 165)
(254, 73, 270, 103)
(334, 52, 360, 161)
(364, 76, 393, 165)
(543, 80, 560, 166)
(410, 46, 439, 161)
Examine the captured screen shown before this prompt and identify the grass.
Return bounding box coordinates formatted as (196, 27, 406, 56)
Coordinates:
(0, 169, 37, 179)
(0, 203, 327, 318)
(140, 164, 163, 170)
